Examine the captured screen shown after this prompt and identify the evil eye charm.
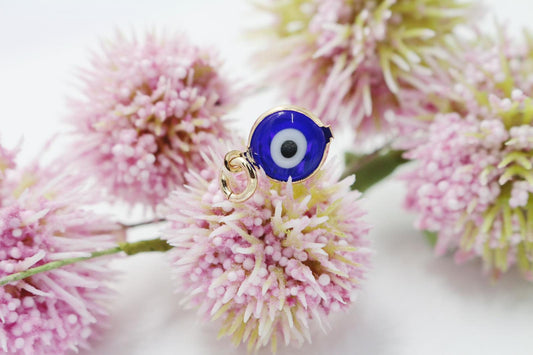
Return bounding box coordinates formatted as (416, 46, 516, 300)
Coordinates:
(220, 106, 333, 202)
(248, 107, 333, 182)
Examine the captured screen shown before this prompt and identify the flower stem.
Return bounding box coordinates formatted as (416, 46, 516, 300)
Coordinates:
(0, 238, 172, 286)
(120, 218, 167, 229)
(342, 149, 409, 192)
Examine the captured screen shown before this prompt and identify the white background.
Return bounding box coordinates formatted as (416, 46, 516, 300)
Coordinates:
(1, 1, 533, 354)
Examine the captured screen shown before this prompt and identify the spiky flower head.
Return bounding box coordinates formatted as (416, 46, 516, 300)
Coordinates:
(395, 27, 533, 149)
(402, 30, 533, 279)
(161, 142, 371, 352)
(0, 149, 121, 354)
(256, 0, 474, 145)
(68, 31, 237, 208)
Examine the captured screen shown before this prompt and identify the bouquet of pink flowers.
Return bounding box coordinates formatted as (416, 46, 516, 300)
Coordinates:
(1, 0, 532, 354)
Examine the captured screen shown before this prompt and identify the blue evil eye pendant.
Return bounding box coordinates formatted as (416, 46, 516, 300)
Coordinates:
(220, 106, 333, 202)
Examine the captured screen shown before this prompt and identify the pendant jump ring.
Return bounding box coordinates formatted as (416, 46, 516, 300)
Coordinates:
(220, 150, 258, 203)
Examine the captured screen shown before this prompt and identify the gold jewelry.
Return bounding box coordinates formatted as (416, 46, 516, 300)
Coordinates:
(220, 106, 332, 202)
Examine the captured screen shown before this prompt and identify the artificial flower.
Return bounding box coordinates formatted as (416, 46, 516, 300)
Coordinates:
(68, 31, 237, 208)
(0, 148, 121, 354)
(402, 30, 533, 278)
(162, 142, 371, 352)
(256, 0, 474, 146)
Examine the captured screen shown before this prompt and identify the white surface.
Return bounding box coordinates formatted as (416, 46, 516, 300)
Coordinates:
(1, 1, 533, 355)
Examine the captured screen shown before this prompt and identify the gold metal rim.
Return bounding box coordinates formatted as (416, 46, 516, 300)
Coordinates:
(220, 150, 258, 203)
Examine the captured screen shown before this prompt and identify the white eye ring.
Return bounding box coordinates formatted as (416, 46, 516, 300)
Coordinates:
(270, 128, 307, 169)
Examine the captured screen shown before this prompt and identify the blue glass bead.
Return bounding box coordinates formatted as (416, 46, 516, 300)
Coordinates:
(248, 108, 333, 182)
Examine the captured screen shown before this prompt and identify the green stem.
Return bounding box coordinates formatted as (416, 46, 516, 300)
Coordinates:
(342, 149, 409, 192)
(424, 231, 438, 247)
(119, 238, 173, 255)
(0, 238, 172, 286)
(120, 218, 167, 229)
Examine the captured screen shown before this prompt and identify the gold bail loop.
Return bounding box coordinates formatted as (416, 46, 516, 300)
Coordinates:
(220, 150, 258, 203)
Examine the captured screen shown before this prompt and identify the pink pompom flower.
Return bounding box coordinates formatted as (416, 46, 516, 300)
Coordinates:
(395, 27, 533, 150)
(403, 73, 533, 279)
(68, 31, 237, 208)
(161, 142, 371, 352)
(256, 0, 474, 146)
(0, 150, 121, 354)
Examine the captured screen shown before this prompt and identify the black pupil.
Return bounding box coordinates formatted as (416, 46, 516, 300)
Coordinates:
(281, 140, 298, 158)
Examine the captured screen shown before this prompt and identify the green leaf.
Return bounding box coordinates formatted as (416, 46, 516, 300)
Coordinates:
(346, 150, 409, 192)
